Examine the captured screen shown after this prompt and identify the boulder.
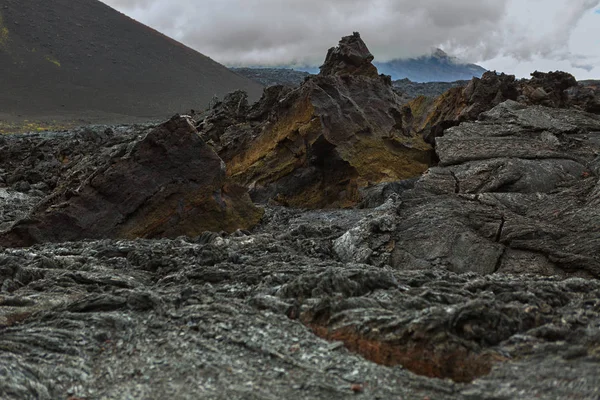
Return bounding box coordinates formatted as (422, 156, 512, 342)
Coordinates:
(0, 116, 263, 247)
(567, 80, 600, 114)
(521, 70, 577, 107)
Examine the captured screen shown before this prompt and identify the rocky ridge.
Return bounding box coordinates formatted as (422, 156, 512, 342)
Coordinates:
(408, 70, 600, 144)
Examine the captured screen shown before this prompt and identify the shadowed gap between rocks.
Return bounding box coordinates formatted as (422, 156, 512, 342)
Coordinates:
(249, 134, 362, 208)
(307, 324, 502, 383)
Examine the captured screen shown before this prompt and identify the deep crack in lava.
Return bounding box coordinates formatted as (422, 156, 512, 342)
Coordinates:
(308, 324, 507, 383)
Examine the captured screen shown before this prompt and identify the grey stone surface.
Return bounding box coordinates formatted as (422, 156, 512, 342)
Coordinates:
(335, 101, 600, 278)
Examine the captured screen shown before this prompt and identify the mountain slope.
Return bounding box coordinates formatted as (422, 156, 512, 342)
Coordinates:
(0, 0, 263, 120)
(374, 49, 487, 82)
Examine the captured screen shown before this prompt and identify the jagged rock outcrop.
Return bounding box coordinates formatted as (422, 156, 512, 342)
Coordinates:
(196, 34, 432, 208)
(319, 32, 380, 78)
(520, 71, 577, 107)
(568, 79, 600, 114)
(409, 70, 599, 144)
(408, 72, 519, 143)
(0, 116, 263, 247)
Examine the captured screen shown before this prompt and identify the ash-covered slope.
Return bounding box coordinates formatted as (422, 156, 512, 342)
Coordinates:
(0, 0, 263, 120)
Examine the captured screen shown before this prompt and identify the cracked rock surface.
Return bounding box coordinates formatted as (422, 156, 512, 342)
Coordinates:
(341, 101, 600, 278)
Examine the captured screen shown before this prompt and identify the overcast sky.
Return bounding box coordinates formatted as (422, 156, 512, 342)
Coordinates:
(101, 0, 600, 79)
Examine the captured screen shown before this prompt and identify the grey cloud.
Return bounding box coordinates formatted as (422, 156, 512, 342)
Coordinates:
(573, 63, 595, 72)
(101, 0, 599, 73)
(503, 0, 599, 62)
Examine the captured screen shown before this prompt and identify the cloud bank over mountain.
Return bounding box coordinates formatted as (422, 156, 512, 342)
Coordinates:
(103, 0, 600, 79)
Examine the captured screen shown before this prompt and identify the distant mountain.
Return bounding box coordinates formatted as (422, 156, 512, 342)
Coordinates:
(374, 49, 487, 82)
(0, 0, 263, 121)
(279, 48, 487, 83)
(239, 49, 487, 84)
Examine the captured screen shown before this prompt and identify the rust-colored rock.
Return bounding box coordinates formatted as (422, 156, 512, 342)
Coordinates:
(0, 116, 263, 247)
(197, 34, 432, 208)
(309, 323, 502, 383)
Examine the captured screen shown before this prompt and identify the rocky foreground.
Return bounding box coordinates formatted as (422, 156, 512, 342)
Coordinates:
(1, 33, 600, 399)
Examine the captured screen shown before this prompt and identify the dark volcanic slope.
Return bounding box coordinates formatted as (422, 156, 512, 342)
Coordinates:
(0, 0, 263, 120)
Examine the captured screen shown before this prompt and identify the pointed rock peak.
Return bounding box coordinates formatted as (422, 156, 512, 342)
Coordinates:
(319, 32, 379, 78)
(432, 48, 449, 58)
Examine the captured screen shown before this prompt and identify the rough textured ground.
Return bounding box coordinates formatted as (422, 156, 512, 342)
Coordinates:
(2, 28, 600, 400)
(0, 0, 262, 122)
(1, 205, 600, 399)
(2, 100, 600, 399)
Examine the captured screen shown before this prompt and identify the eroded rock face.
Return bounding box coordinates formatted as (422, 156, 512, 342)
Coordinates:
(0, 116, 263, 247)
(196, 34, 432, 208)
(568, 80, 600, 114)
(334, 101, 600, 278)
(410, 70, 597, 144)
(520, 70, 577, 107)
